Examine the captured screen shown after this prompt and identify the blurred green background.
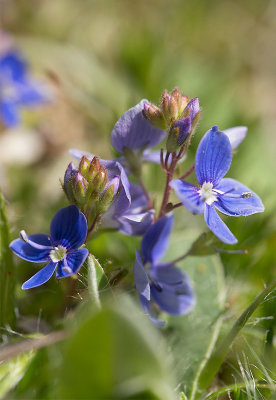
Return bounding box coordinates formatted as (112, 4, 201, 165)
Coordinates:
(0, 0, 275, 398)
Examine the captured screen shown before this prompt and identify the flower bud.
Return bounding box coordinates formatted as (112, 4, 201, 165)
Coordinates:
(79, 156, 91, 180)
(72, 173, 89, 205)
(89, 167, 108, 202)
(142, 103, 166, 130)
(97, 175, 120, 214)
(171, 88, 189, 116)
(166, 116, 192, 152)
(161, 89, 191, 126)
(63, 162, 78, 203)
(87, 156, 100, 180)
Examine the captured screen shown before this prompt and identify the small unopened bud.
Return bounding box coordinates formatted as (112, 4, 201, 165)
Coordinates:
(88, 156, 101, 181)
(142, 103, 166, 129)
(89, 167, 108, 201)
(161, 89, 192, 126)
(166, 116, 192, 152)
(63, 162, 78, 203)
(161, 90, 171, 122)
(98, 175, 120, 214)
(182, 98, 200, 120)
(171, 88, 189, 116)
(72, 173, 88, 205)
(79, 156, 91, 179)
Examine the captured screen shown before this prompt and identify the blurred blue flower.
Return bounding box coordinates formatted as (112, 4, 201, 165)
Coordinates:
(10, 205, 89, 289)
(170, 126, 264, 244)
(0, 49, 48, 127)
(133, 215, 195, 327)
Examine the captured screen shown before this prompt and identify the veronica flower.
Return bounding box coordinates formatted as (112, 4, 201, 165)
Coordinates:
(170, 126, 264, 244)
(0, 48, 48, 127)
(101, 183, 155, 236)
(111, 99, 166, 155)
(133, 215, 195, 327)
(9, 205, 89, 289)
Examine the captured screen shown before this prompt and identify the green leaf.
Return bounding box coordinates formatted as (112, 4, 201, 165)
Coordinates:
(163, 231, 226, 398)
(196, 279, 276, 397)
(0, 188, 16, 330)
(58, 295, 177, 399)
(0, 351, 34, 398)
(87, 253, 105, 309)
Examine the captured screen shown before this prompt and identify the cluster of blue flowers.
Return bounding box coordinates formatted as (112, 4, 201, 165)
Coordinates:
(9, 80, 264, 325)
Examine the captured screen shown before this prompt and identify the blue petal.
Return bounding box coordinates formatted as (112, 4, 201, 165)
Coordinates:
(204, 205, 237, 244)
(195, 126, 232, 186)
(150, 263, 189, 285)
(107, 161, 131, 216)
(22, 261, 56, 289)
(0, 100, 20, 127)
(141, 215, 174, 265)
(142, 150, 161, 164)
(139, 295, 166, 328)
(133, 251, 150, 300)
(56, 248, 89, 278)
(0, 51, 26, 81)
(223, 126, 247, 150)
(184, 97, 200, 120)
(150, 265, 195, 315)
(215, 178, 264, 216)
(170, 179, 204, 214)
(50, 205, 87, 250)
(118, 210, 154, 236)
(110, 100, 166, 154)
(9, 234, 51, 263)
(16, 80, 48, 106)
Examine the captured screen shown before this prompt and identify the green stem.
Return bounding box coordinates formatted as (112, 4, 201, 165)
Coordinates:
(205, 382, 276, 400)
(0, 188, 15, 331)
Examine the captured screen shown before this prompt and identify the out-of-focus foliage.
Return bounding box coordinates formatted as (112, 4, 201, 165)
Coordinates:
(0, 0, 276, 399)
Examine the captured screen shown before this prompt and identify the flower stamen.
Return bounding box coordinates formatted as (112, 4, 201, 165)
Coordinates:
(199, 182, 217, 205)
(50, 245, 67, 263)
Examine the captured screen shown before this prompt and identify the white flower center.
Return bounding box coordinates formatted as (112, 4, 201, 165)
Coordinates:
(50, 245, 67, 263)
(199, 182, 217, 205)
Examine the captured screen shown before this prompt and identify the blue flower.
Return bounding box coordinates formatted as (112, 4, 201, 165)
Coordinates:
(111, 99, 166, 155)
(170, 126, 264, 244)
(0, 49, 48, 127)
(101, 183, 155, 236)
(9, 205, 89, 289)
(133, 215, 195, 327)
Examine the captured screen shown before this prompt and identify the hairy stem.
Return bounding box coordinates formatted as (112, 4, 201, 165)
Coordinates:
(158, 152, 178, 218)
